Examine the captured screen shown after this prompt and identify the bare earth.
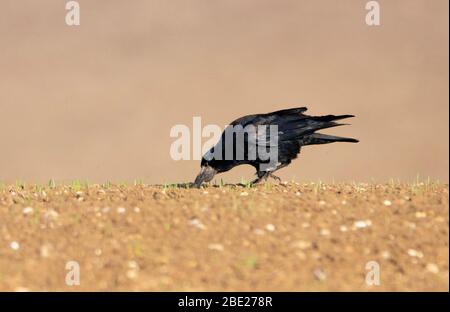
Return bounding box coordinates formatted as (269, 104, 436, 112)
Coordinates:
(0, 182, 448, 291)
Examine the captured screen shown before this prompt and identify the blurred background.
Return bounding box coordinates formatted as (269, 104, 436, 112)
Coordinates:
(0, 0, 448, 184)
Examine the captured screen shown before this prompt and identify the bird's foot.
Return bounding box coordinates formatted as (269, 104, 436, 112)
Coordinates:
(251, 173, 269, 185)
(251, 172, 283, 186)
(250, 177, 266, 185)
(268, 173, 282, 183)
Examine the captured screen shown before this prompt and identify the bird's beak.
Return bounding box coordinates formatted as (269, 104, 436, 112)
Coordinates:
(193, 166, 217, 188)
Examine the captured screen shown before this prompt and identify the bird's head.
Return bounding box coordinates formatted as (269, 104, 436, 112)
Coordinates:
(193, 157, 218, 188)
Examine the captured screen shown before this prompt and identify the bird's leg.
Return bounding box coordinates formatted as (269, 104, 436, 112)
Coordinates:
(251, 172, 269, 185)
(250, 176, 267, 185)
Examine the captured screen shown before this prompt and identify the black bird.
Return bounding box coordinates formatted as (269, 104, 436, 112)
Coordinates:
(193, 107, 358, 187)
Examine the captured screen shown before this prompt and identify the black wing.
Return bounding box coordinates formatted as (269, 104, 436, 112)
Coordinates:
(231, 107, 356, 165)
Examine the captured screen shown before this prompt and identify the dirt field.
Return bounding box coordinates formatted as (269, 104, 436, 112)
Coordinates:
(0, 181, 448, 291)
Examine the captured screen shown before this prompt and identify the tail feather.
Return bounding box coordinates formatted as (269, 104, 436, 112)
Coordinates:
(281, 120, 350, 139)
(312, 114, 355, 122)
(303, 133, 359, 145)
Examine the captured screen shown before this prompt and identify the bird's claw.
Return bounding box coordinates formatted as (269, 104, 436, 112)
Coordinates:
(268, 173, 282, 183)
(251, 172, 283, 186)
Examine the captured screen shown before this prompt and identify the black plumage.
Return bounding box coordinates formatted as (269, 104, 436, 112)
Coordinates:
(193, 107, 358, 187)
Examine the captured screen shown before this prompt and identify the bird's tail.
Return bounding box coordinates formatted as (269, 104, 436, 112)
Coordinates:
(309, 114, 355, 131)
(285, 114, 355, 135)
(303, 133, 359, 145)
(312, 114, 355, 122)
(272, 109, 359, 144)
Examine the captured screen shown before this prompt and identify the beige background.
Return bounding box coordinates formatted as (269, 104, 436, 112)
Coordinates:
(0, 0, 448, 184)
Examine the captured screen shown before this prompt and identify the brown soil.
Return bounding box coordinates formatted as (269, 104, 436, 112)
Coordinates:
(0, 182, 448, 291)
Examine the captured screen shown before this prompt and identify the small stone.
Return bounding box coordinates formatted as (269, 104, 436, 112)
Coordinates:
(40, 244, 52, 258)
(240, 191, 249, 196)
(128, 260, 139, 269)
(10, 241, 20, 251)
(353, 220, 372, 229)
(265, 224, 275, 232)
(301, 222, 310, 228)
(407, 249, 423, 258)
(117, 207, 126, 214)
(339, 225, 348, 232)
(22, 207, 34, 215)
(319, 200, 326, 206)
(383, 200, 392, 206)
(426, 263, 439, 274)
(94, 248, 102, 256)
(415, 211, 427, 218)
(295, 192, 301, 196)
(381, 251, 391, 259)
(320, 228, 330, 236)
(208, 243, 224, 251)
(133, 207, 140, 213)
(126, 261, 140, 279)
(202, 191, 209, 195)
(292, 240, 312, 250)
(313, 268, 327, 281)
(188, 218, 206, 230)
